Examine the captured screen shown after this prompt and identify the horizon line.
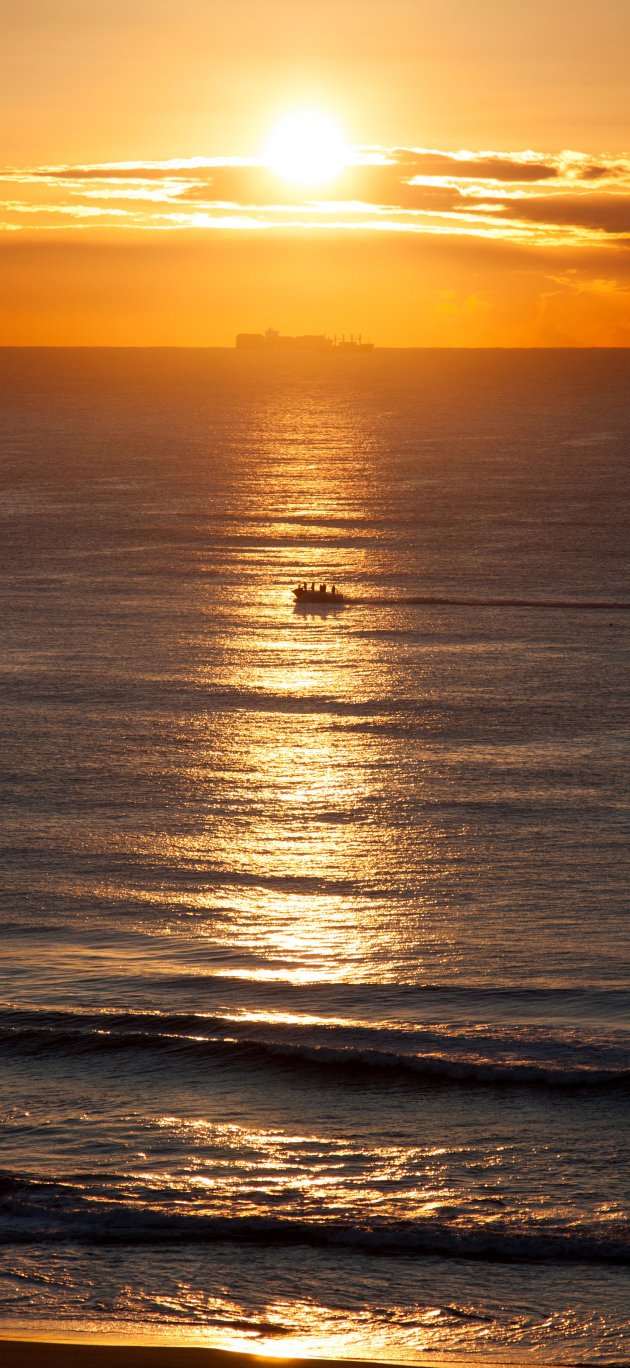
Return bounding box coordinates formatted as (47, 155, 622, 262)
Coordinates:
(2, 343, 630, 351)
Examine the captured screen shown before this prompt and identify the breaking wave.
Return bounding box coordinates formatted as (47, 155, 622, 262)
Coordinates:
(2, 1008, 628, 1091)
(0, 1171, 628, 1265)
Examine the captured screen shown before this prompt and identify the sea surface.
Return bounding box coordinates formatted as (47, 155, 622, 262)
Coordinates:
(0, 347, 629, 1364)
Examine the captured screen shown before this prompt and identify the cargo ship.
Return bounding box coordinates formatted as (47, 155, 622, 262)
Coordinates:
(236, 328, 373, 352)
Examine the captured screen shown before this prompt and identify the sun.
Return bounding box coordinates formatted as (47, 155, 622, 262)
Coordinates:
(265, 111, 349, 188)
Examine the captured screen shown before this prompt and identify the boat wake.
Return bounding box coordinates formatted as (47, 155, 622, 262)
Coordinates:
(346, 595, 630, 610)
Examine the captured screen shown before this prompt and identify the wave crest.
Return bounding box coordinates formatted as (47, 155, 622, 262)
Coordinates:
(1, 1008, 628, 1091)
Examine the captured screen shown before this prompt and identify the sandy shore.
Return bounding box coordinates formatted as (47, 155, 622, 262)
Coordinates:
(0, 1334, 544, 1368)
(0, 1344, 410, 1368)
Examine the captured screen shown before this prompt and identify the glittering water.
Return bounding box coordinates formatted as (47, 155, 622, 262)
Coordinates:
(0, 347, 629, 1362)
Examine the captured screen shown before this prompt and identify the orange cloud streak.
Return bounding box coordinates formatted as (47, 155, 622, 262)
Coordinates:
(2, 147, 630, 345)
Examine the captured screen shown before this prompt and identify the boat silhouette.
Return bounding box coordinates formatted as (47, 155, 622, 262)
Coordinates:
(293, 582, 346, 606)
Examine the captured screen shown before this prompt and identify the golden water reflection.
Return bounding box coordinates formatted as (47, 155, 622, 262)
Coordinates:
(159, 393, 460, 983)
(27, 379, 471, 987)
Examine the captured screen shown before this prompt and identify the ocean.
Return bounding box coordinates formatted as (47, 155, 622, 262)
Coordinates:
(0, 346, 629, 1363)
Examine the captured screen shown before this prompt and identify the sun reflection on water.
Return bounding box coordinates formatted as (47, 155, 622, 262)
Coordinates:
(23, 381, 473, 996)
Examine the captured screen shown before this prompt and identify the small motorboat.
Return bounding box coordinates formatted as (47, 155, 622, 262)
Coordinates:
(293, 582, 346, 605)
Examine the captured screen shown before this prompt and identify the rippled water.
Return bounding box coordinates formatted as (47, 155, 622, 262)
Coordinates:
(0, 347, 629, 1362)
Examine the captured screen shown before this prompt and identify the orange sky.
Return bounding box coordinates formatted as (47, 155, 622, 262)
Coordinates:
(2, 0, 630, 345)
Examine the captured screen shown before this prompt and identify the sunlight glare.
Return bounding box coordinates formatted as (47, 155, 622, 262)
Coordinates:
(265, 111, 349, 187)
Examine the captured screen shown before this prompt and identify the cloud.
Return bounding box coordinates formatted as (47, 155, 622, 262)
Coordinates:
(492, 193, 630, 235)
(572, 161, 630, 182)
(395, 150, 560, 182)
(3, 147, 630, 247)
(26, 157, 259, 180)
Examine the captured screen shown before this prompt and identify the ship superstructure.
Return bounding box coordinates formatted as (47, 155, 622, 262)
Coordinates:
(236, 328, 373, 352)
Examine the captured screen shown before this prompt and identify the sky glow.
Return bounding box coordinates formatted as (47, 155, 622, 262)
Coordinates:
(1, 0, 629, 345)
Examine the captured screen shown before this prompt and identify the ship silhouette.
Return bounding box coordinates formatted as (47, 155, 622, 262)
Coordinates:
(236, 327, 373, 352)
